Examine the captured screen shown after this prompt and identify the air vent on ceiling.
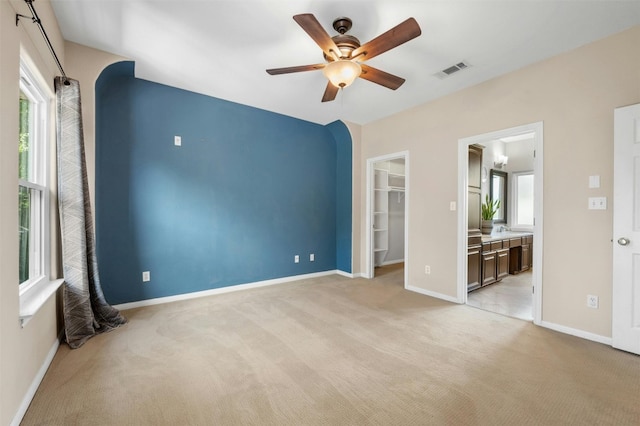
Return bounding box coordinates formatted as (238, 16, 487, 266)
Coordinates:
(434, 61, 471, 79)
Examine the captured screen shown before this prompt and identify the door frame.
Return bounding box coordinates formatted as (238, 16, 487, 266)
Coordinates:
(457, 122, 544, 324)
(365, 151, 409, 285)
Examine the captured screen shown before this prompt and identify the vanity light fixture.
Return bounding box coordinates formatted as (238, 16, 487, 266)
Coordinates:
(494, 154, 509, 168)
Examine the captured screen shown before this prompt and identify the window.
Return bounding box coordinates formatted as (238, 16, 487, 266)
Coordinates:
(512, 171, 534, 229)
(18, 60, 50, 295)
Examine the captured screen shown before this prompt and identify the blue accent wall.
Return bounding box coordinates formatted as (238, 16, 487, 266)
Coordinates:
(95, 61, 351, 304)
(327, 121, 352, 273)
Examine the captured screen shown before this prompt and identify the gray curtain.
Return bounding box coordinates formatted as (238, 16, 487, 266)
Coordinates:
(55, 77, 127, 349)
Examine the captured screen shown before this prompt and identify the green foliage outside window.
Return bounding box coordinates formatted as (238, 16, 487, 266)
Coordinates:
(19, 93, 30, 284)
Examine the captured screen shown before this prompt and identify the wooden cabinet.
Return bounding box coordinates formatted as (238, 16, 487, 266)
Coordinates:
(509, 235, 534, 274)
(482, 244, 498, 286)
(471, 233, 533, 291)
(468, 145, 483, 235)
(468, 145, 483, 189)
(468, 236, 482, 291)
(521, 235, 533, 271)
(481, 242, 510, 286)
(467, 145, 483, 291)
(496, 248, 510, 280)
(521, 244, 531, 272)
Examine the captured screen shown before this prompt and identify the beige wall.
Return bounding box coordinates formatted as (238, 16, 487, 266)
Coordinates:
(1, 1, 65, 424)
(358, 26, 640, 339)
(64, 42, 127, 210)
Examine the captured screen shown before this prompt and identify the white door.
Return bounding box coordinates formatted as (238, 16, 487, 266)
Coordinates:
(612, 103, 640, 355)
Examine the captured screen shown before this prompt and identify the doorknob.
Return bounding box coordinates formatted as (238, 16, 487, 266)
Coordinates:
(618, 237, 631, 246)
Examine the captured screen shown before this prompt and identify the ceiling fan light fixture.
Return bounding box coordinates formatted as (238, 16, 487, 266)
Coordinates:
(323, 60, 361, 88)
(267, 14, 421, 102)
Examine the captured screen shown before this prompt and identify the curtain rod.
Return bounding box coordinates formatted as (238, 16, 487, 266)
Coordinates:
(16, 0, 70, 85)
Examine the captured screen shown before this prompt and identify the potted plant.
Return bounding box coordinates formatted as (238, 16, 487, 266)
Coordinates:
(481, 194, 500, 234)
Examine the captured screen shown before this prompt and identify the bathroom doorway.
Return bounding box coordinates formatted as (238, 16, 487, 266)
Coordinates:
(457, 123, 543, 324)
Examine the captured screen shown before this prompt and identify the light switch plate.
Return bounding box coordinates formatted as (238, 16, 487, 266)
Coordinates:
(588, 175, 600, 189)
(174, 135, 182, 146)
(588, 197, 607, 210)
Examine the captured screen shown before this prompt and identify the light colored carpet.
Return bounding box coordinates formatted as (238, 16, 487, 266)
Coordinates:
(22, 267, 640, 425)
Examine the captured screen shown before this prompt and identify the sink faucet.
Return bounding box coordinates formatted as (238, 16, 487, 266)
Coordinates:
(499, 225, 510, 232)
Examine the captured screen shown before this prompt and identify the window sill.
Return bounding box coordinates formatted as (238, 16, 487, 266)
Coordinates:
(19, 278, 64, 327)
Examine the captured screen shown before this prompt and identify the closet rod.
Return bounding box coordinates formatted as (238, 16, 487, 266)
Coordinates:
(16, 0, 70, 85)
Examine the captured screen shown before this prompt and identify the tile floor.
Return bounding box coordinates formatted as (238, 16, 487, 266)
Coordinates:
(467, 270, 533, 320)
(375, 263, 533, 321)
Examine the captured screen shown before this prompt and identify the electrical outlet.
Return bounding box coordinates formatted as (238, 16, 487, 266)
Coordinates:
(587, 294, 599, 309)
(310, 254, 315, 262)
(449, 201, 456, 211)
(142, 271, 151, 282)
(425, 265, 431, 275)
(294, 255, 299, 263)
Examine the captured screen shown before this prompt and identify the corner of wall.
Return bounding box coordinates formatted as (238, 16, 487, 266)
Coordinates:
(326, 120, 353, 274)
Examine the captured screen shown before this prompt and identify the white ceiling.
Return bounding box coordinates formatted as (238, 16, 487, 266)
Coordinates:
(51, 1, 640, 125)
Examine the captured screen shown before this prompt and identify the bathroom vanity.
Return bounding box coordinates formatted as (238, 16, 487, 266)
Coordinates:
(468, 231, 533, 292)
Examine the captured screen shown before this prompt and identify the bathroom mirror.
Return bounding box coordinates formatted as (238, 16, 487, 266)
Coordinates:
(490, 169, 507, 224)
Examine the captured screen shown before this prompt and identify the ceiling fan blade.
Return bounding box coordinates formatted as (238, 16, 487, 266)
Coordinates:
(293, 14, 341, 60)
(266, 64, 325, 75)
(321, 82, 339, 102)
(352, 17, 421, 61)
(359, 64, 406, 90)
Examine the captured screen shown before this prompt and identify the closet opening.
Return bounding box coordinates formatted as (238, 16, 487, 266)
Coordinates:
(365, 152, 409, 285)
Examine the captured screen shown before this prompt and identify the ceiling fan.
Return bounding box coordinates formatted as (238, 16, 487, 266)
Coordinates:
(266, 14, 422, 102)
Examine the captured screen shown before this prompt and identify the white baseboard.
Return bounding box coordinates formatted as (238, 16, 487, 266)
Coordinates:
(11, 331, 63, 426)
(336, 270, 365, 279)
(405, 285, 460, 304)
(114, 270, 343, 311)
(538, 320, 612, 346)
(409, 287, 612, 346)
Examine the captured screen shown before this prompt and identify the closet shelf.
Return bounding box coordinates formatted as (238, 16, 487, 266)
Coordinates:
(374, 161, 405, 267)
